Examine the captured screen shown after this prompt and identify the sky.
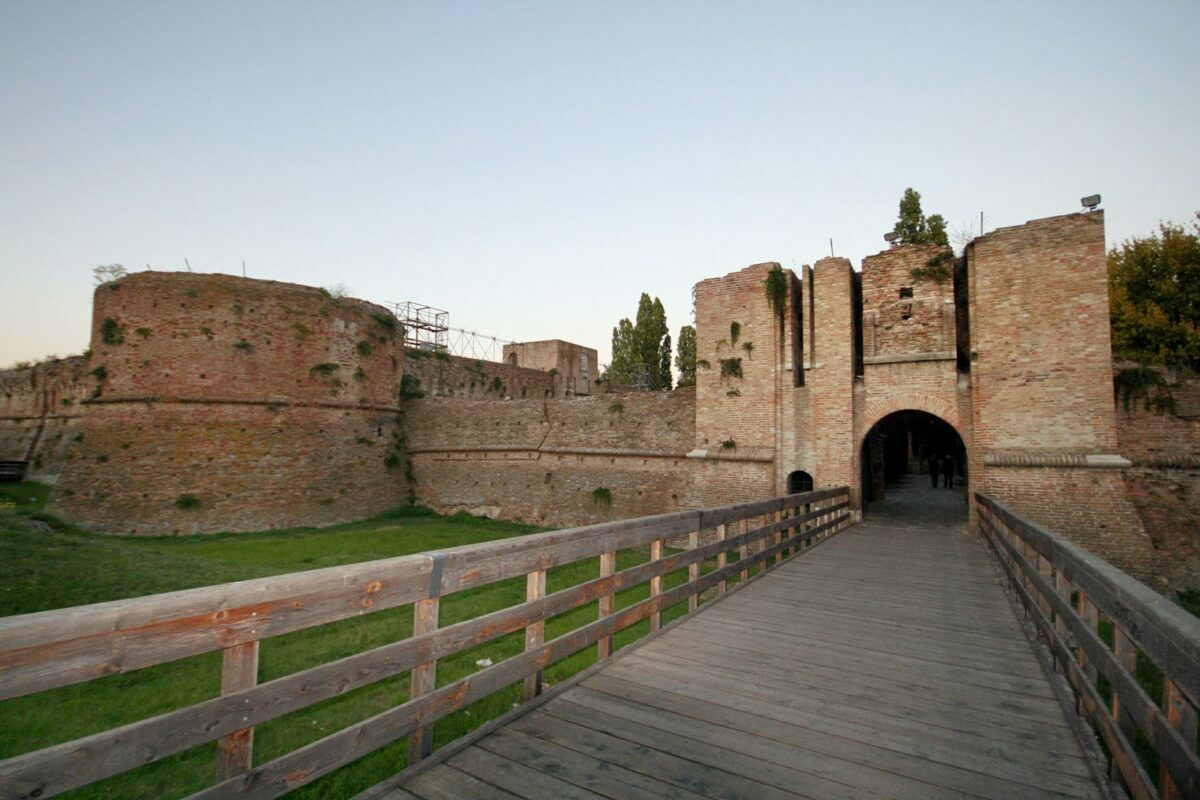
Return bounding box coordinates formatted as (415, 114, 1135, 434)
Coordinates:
(2, 1, 1198, 370)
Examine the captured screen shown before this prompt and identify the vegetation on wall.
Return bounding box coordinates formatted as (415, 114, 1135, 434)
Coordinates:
(765, 266, 788, 330)
(232, 339, 252, 352)
(308, 362, 339, 378)
(1108, 213, 1200, 372)
(174, 494, 201, 511)
(1114, 365, 1176, 414)
(911, 250, 956, 284)
(729, 321, 741, 347)
(719, 438, 737, 451)
(356, 340, 373, 357)
(718, 357, 743, 383)
(608, 400, 624, 415)
(591, 487, 613, 510)
(400, 373, 425, 399)
(100, 318, 124, 346)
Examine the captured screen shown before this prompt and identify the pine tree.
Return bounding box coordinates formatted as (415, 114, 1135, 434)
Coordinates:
(675, 325, 696, 387)
(659, 332, 673, 390)
(891, 188, 949, 247)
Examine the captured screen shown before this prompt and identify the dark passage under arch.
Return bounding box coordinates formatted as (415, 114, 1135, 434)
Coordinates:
(860, 410, 966, 524)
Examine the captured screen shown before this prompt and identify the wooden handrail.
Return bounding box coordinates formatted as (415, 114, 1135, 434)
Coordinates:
(977, 493, 1200, 800)
(0, 488, 851, 800)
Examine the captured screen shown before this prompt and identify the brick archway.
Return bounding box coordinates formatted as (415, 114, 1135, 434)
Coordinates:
(859, 393, 962, 445)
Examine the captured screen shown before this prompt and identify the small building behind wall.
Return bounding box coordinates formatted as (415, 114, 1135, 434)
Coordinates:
(502, 340, 597, 396)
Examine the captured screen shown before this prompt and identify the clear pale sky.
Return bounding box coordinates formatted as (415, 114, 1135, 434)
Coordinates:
(2, 1, 1198, 370)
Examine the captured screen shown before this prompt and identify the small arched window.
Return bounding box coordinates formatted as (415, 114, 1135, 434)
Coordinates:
(787, 470, 814, 494)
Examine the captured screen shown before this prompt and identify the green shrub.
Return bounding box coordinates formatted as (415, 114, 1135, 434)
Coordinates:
(100, 318, 124, 346)
(174, 494, 201, 511)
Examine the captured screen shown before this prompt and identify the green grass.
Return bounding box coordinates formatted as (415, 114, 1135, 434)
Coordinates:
(0, 482, 737, 799)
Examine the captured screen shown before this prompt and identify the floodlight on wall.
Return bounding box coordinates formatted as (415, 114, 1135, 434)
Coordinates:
(1081, 194, 1101, 211)
(883, 232, 899, 243)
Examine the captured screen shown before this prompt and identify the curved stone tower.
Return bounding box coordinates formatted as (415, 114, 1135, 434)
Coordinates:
(48, 273, 406, 534)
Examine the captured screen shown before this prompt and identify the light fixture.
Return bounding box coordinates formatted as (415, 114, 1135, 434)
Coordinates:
(1081, 194, 1101, 211)
(883, 232, 898, 243)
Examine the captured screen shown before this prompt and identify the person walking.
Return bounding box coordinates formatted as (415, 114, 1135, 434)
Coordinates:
(941, 454, 955, 489)
(927, 453, 939, 488)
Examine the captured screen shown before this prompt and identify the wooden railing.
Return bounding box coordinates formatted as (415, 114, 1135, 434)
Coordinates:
(977, 493, 1200, 800)
(0, 487, 851, 799)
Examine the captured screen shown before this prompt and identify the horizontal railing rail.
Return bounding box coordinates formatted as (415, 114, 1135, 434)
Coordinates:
(0, 487, 851, 800)
(977, 493, 1200, 800)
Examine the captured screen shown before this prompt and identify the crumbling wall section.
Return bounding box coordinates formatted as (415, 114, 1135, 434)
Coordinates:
(403, 352, 555, 400)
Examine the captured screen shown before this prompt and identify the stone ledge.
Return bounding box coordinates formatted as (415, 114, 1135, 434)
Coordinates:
(983, 450, 1132, 469)
(863, 351, 956, 365)
(410, 446, 689, 459)
(686, 447, 775, 463)
(82, 396, 403, 413)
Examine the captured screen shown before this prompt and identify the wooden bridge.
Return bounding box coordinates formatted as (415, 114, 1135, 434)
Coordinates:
(0, 488, 1197, 799)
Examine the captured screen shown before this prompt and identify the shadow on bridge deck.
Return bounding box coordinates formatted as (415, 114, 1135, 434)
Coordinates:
(364, 514, 1106, 800)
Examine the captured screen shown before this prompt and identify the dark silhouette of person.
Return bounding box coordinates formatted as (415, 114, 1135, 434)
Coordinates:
(941, 454, 955, 489)
(927, 453, 939, 487)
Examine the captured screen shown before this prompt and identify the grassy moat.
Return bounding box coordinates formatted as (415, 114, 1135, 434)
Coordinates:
(0, 481, 700, 799)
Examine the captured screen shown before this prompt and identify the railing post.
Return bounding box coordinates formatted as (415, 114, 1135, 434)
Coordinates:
(738, 517, 749, 583)
(598, 551, 616, 659)
(1052, 571, 1071, 675)
(688, 526, 700, 612)
(773, 509, 783, 565)
(649, 539, 663, 631)
(757, 515, 768, 575)
(1111, 627, 1138, 784)
(1161, 678, 1198, 799)
(407, 597, 439, 764)
(523, 568, 547, 701)
(215, 640, 259, 781)
(716, 524, 727, 594)
(1075, 591, 1099, 720)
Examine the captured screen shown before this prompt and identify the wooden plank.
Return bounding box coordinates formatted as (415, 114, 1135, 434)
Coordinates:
(477, 726, 712, 800)
(738, 518, 749, 583)
(448, 745, 606, 800)
(596, 552, 615, 660)
(523, 570, 546, 702)
(0, 554, 433, 700)
(408, 598, 440, 764)
(215, 641, 259, 781)
(405, 765, 520, 800)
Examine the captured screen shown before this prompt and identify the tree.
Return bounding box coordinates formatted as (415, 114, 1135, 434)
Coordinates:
(93, 263, 127, 285)
(604, 293, 671, 389)
(675, 325, 697, 387)
(891, 188, 949, 247)
(1108, 214, 1200, 372)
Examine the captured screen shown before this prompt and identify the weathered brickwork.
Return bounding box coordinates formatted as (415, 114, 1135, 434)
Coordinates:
(0, 356, 89, 482)
(861, 244, 955, 359)
(1115, 375, 1200, 588)
(502, 340, 597, 396)
(404, 352, 554, 400)
(47, 273, 407, 533)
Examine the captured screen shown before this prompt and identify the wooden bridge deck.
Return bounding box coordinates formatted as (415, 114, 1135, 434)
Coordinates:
(367, 519, 1105, 800)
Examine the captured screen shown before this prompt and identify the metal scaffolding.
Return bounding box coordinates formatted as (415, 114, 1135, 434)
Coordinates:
(391, 301, 512, 362)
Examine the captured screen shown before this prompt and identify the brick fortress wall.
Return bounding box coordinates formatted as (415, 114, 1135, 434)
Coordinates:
(1115, 374, 1200, 589)
(0, 356, 90, 482)
(967, 213, 1160, 582)
(47, 273, 407, 534)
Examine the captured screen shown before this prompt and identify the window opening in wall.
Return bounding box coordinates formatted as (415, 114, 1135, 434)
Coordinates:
(787, 471, 814, 494)
(508, 353, 517, 366)
(851, 271, 864, 377)
(791, 274, 804, 387)
(899, 287, 913, 299)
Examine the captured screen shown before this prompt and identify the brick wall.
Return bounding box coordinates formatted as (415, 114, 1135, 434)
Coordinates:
(47, 273, 407, 534)
(968, 212, 1160, 583)
(404, 352, 555, 400)
(861, 244, 955, 359)
(1115, 374, 1200, 588)
(405, 387, 703, 527)
(0, 356, 89, 482)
